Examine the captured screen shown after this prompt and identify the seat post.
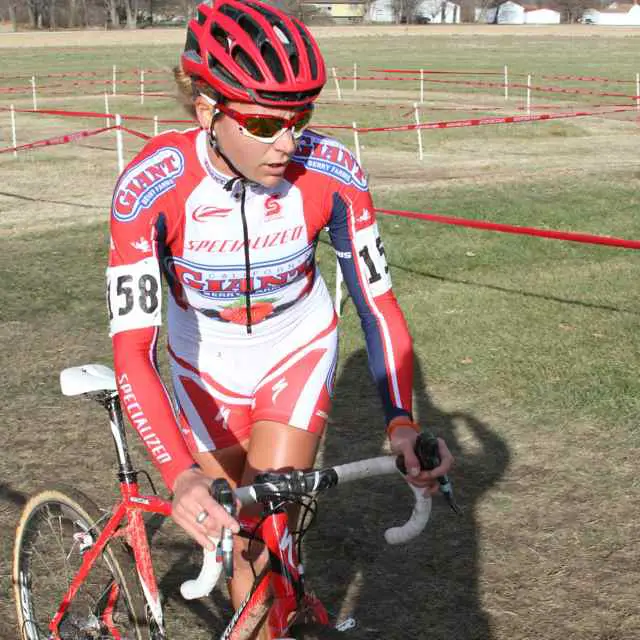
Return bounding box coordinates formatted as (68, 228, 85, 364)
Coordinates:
(104, 391, 137, 482)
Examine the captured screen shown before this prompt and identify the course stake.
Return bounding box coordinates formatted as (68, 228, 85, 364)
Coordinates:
(504, 64, 509, 101)
(332, 67, 342, 101)
(636, 73, 639, 111)
(10, 104, 17, 157)
(104, 92, 110, 127)
(140, 69, 145, 105)
(353, 62, 357, 92)
(526, 73, 531, 115)
(352, 121, 361, 164)
(154, 115, 159, 136)
(31, 76, 38, 111)
(420, 69, 425, 104)
(115, 113, 124, 174)
(414, 102, 423, 161)
(112, 65, 117, 96)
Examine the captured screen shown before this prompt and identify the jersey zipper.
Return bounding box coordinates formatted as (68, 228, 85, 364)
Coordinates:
(238, 181, 253, 334)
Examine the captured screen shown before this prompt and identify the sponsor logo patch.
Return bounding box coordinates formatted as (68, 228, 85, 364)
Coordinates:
(293, 137, 368, 191)
(113, 147, 184, 222)
(264, 194, 283, 221)
(192, 205, 233, 222)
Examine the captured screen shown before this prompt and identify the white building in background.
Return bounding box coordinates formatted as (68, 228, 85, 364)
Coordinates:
(367, 0, 394, 22)
(582, 2, 640, 24)
(525, 7, 561, 23)
(367, 0, 460, 22)
(415, 0, 461, 22)
(477, 1, 525, 23)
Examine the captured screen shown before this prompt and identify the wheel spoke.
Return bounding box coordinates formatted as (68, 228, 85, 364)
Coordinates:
(14, 489, 147, 640)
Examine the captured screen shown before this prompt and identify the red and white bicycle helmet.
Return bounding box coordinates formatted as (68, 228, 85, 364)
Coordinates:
(181, 0, 326, 107)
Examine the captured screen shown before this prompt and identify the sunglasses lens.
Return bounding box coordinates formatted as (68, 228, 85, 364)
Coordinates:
(293, 111, 313, 133)
(244, 117, 286, 139)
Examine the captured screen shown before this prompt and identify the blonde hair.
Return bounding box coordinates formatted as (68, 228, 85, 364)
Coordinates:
(173, 66, 221, 119)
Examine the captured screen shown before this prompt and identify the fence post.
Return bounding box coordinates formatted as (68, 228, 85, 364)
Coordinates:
(104, 92, 110, 127)
(10, 104, 17, 157)
(352, 121, 361, 164)
(31, 76, 38, 111)
(332, 67, 342, 101)
(115, 113, 124, 174)
(414, 102, 423, 161)
(504, 64, 509, 101)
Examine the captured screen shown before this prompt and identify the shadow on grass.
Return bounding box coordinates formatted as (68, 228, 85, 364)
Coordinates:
(0, 190, 104, 210)
(147, 348, 509, 639)
(319, 237, 640, 316)
(0, 482, 27, 510)
(305, 348, 510, 640)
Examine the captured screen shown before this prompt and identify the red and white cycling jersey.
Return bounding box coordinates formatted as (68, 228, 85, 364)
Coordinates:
(108, 127, 414, 489)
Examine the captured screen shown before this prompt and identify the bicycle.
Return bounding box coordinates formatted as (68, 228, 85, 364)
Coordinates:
(13, 363, 457, 640)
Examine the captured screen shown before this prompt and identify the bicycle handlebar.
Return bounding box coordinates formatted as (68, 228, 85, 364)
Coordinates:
(181, 437, 457, 601)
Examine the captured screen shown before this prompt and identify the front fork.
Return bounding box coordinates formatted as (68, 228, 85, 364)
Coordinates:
(48, 481, 170, 640)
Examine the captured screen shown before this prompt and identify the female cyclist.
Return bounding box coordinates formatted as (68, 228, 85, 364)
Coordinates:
(107, 0, 454, 636)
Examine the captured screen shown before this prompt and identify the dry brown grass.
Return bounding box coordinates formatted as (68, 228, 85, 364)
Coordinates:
(1, 23, 640, 49)
(1, 31, 640, 640)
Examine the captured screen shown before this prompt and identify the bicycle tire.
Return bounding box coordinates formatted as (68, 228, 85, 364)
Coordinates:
(13, 485, 152, 640)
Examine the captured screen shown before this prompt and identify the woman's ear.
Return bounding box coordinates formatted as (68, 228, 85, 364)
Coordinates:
(194, 95, 215, 130)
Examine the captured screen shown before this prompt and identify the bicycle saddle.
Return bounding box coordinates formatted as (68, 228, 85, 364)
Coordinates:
(60, 364, 117, 396)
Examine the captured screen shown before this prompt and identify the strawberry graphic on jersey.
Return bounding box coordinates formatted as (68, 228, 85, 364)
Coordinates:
(219, 300, 275, 325)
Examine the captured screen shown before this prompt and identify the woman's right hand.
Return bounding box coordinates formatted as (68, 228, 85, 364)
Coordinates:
(171, 467, 240, 550)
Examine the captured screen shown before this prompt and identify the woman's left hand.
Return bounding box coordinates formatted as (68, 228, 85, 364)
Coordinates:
(389, 424, 454, 495)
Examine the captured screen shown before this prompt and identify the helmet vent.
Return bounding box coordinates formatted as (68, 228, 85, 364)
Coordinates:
(289, 52, 299, 76)
(261, 42, 286, 83)
(185, 28, 201, 58)
(210, 24, 230, 52)
(292, 21, 318, 79)
(233, 46, 264, 82)
(208, 52, 245, 90)
(237, 14, 263, 43)
(272, 24, 290, 45)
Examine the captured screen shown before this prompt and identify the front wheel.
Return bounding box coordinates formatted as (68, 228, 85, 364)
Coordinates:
(13, 485, 151, 640)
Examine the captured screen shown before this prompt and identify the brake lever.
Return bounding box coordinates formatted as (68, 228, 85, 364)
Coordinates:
(211, 478, 237, 577)
(396, 432, 461, 515)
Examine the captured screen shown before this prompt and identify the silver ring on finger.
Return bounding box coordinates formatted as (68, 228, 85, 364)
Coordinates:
(195, 509, 209, 525)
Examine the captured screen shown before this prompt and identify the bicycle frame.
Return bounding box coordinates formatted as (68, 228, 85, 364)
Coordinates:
(223, 506, 329, 639)
(49, 390, 327, 640)
(48, 392, 172, 640)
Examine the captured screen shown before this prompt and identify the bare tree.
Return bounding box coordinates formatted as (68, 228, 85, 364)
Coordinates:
(392, 0, 420, 22)
(105, 0, 119, 27)
(123, 0, 138, 28)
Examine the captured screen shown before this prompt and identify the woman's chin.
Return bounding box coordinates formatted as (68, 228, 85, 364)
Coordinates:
(255, 173, 284, 189)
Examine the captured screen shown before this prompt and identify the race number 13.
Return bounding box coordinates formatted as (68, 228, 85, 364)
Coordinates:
(356, 223, 392, 296)
(107, 258, 162, 335)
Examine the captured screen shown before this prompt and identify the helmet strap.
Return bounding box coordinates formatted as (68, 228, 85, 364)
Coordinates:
(208, 115, 253, 185)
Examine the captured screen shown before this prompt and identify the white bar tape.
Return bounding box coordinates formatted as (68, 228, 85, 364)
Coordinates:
(180, 536, 222, 600)
(384, 484, 432, 544)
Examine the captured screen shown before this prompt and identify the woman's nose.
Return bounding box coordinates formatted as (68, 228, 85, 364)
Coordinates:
(273, 129, 296, 155)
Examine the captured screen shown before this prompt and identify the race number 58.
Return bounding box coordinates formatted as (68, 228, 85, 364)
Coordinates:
(106, 258, 162, 335)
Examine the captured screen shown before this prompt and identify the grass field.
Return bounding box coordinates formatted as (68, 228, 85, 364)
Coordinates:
(1, 25, 639, 640)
